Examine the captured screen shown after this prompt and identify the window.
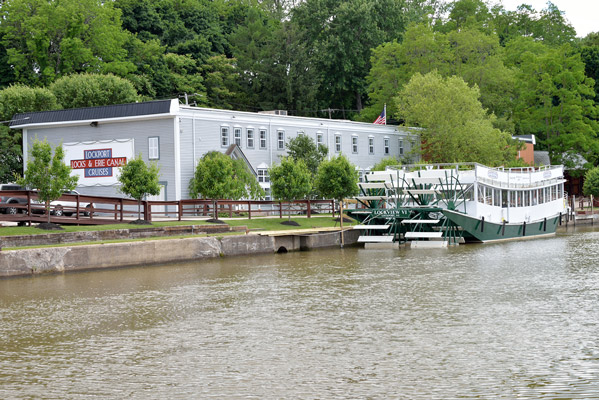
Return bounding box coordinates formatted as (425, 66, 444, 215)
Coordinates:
(358, 169, 364, 183)
(399, 139, 404, 155)
(260, 129, 267, 149)
(335, 134, 341, 152)
(258, 169, 270, 183)
(384, 137, 390, 155)
(221, 126, 229, 147)
(148, 137, 160, 160)
(352, 136, 358, 153)
(234, 128, 242, 146)
(317, 133, 324, 148)
(277, 130, 285, 150)
(247, 129, 254, 148)
(368, 137, 374, 155)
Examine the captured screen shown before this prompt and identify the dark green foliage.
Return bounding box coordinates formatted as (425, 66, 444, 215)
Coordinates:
(583, 167, 599, 198)
(0, 85, 59, 182)
(50, 74, 139, 109)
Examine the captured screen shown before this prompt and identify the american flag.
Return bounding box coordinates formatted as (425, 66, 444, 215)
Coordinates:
(373, 106, 386, 125)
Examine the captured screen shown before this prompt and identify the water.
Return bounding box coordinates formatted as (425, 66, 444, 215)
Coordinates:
(2, 227, 599, 399)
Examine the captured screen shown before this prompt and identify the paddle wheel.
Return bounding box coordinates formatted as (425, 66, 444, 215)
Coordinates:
(350, 165, 472, 248)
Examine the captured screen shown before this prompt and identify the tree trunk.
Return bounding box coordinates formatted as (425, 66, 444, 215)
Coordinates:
(138, 199, 141, 220)
(46, 201, 51, 224)
(213, 200, 218, 221)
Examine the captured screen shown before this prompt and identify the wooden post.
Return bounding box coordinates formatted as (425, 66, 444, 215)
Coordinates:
(340, 199, 344, 248)
(120, 198, 124, 222)
(75, 193, 80, 221)
(178, 201, 182, 221)
(331, 200, 335, 218)
(114, 204, 118, 220)
(248, 201, 252, 220)
(307, 200, 311, 218)
(279, 202, 283, 218)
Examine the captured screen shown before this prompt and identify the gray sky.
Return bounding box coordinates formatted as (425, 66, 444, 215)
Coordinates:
(495, 0, 598, 37)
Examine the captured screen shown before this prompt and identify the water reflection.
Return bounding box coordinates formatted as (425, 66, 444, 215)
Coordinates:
(2, 227, 599, 398)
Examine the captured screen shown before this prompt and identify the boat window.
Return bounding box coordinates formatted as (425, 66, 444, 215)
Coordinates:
(494, 188, 500, 207)
(532, 190, 538, 205)
(502, 190, 508, 208)
(509, 191, 517, 208)
(523, 190, 530, 207)
(478, 185, 485, 203)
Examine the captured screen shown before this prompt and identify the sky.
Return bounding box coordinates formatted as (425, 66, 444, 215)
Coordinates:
(496, 0, 598, 37)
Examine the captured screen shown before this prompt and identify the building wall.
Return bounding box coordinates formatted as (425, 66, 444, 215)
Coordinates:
(178, 106, 415, 199)
(24, 117, 177, 201)
(20, 102, 417, 202)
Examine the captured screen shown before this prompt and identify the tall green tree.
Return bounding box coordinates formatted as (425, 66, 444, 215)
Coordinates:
(17, 139, 78, 225)
(0, 85, 59, 182)
(117, 154, 161, 222)
(507, 38, 599, 167)
(49, 73, 139, 109)
(0, 0, 133, 86)
(188, 151, 263, 221)
(395, 71, 517, 165)
(269, 156, 312, 221)
(285, 135, 328, 184)
(291, 0, 408, 115)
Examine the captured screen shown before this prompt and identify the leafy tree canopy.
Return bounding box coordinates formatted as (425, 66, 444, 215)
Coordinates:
(0, 85, 59, 182)
(315, 154, 359, 201)
(189, 151, 264, 200)
(269, 156, 312, 220)
(395, 71, 517, 166)
(49, 73, 139, 109)
(583, 167, 599, 198)
(0, 0, 133, 86)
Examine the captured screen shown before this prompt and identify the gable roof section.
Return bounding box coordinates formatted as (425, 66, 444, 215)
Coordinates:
(10, 99, 174, 128)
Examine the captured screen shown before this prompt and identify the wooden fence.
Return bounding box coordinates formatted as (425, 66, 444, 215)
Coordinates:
(0, 190, 336, 225)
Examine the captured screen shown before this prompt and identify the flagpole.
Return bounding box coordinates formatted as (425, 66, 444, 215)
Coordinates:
(384, 103, 387, 125)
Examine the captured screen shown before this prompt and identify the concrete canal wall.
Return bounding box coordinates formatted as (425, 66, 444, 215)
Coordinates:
(0, 229, 360, 278)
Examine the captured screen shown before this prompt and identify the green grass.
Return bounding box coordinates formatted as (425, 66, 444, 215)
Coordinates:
(0, 215, 354, 237)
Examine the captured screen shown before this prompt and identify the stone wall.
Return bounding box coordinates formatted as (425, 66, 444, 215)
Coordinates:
(0, 224, 241, 248)
(0, 230, 360, 278)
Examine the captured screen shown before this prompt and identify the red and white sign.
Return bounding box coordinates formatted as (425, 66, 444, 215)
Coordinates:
(63, 139, 134, 187)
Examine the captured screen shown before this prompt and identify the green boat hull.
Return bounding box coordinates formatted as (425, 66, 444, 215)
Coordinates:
(442, 209, 560, 243)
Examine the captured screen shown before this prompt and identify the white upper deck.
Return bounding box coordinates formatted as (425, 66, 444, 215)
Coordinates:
(365, 163, 565, 189)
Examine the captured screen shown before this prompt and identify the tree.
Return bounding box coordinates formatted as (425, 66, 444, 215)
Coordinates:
(395, 71, 517, 165)
(0, 85, 59, 182)
(49, 73, 139, 109)
(188, 151, 263, 221)
(117, 154, 161, 222)
(372, 156, 401, 171)
(0, 0, 133, 86)
(17, 139, 78, 225)
(285, 135, 328, 191)
(314, 154, 359, 244)
(506, 39, 599, 167)
(269, 157, 312, 222)
(583, 167, 599, 199)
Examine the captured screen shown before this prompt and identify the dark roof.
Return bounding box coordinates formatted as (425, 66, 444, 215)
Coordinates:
(10, 99, 173, 128)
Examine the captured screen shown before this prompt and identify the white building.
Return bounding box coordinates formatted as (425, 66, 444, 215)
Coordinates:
(11, 99, 416, 201)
